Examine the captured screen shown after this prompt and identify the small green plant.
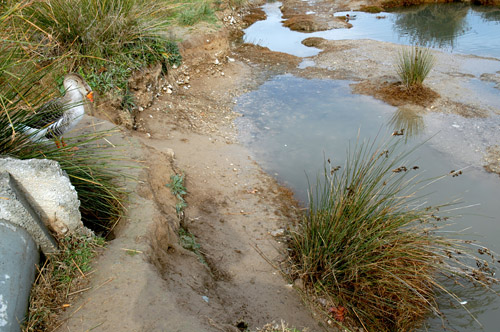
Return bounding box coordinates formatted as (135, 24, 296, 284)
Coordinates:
(53, 236, 105, 283)
(290, 136, 499, 332)
(166, 173, 188, 215)
(178, 227, 206, 264)
(396, 45, 436, 89)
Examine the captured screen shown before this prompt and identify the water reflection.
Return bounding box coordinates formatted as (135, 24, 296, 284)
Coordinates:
(471, 4, 500, 22)
(243, 2, 500, 58)
(389, 106, 425, 140)
(392, 4, 470, 49)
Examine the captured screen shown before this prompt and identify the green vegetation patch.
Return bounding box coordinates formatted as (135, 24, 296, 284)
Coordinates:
(178, 1, 217, 26)
(16, 0, 182, 101)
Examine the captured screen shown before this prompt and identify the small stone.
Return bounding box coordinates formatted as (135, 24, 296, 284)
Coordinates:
(317, 298, 327, 306)
(214, 58, 220, 65)
(146, 133, 151, 138)
(138, 106, 144, 112)
(166, 88, 173, 94)
(293, 278, 304, 290)
(270, 228, 285, 237)
(165, 148, 175, 159)
(227, 57, 235, 62)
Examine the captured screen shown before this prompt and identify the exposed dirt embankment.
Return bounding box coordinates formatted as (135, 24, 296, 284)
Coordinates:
(56, 10, 337, 332)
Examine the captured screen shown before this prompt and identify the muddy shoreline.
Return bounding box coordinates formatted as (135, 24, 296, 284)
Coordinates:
(55, 0, 500, 331)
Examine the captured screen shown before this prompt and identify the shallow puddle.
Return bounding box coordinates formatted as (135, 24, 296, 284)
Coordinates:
(244, 2, 500, 58)
(235, 75, 500, 331)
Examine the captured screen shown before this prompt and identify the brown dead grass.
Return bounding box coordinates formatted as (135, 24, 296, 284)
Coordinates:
(484, 145, 500, 176)
(23, 236, 103, 332)
(242, 7, 266, 27)
(301, 37, 327, 48)
(236, 43, 301, 69)
(353, 80, 439, 107)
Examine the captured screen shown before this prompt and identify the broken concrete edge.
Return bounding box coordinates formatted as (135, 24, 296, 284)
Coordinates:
(0, 157, 84, 237)
(0, 172, 58, 254)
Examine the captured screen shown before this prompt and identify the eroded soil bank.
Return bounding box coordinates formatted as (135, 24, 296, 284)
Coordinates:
(56, 0, 500, 331)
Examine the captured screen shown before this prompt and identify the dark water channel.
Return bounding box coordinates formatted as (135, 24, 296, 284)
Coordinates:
(237, 2, 500, 331)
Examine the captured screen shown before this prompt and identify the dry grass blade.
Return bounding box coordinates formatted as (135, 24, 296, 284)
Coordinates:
(23, 235, 105, 332)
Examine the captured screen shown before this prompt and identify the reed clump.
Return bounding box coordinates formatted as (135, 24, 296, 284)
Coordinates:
(13, 0, 182, 95)
(289, 137, 498, 332)
(396, 45, 436, 90)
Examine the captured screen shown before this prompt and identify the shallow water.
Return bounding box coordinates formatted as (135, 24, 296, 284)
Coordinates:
(235, 75, 500, 331)
(243, 2, 500, 58)
(239, 2, 500, 331)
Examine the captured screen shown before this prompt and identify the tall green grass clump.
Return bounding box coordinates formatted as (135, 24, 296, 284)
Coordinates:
(18, 0, 181, 94)
(290, 137, 498, 331)
(396, 45, 436, 90)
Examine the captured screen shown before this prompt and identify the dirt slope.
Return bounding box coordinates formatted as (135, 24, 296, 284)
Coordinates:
(56, 25, 332, 332)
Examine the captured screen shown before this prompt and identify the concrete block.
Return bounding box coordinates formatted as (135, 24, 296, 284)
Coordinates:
(0, 157, 83, 236)
(0, 172, 57, 253)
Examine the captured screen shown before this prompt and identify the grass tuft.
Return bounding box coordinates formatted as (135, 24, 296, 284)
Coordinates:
(23, 235, 105, 332)
(396, 45, 436, 90)
(289, 136, 499, 331)
(18, 0, 182, 98)
(178, 1, 216, 26)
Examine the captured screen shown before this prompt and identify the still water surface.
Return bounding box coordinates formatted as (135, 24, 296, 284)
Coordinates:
(238, 2, 500, 330)
(235, 75, 500, 331)
(244, 2, 500, 58)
